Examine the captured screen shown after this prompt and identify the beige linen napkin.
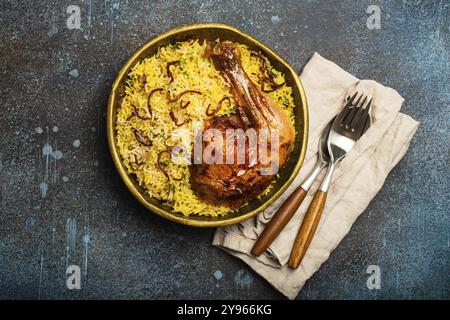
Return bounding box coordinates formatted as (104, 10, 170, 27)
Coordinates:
(212, 53, 419, 299)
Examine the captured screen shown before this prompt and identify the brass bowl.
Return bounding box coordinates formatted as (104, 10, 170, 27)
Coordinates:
(107, 23, 308, 227)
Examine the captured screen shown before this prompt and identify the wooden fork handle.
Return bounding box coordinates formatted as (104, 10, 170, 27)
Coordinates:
(251, 188, 307, 256)
(289, 190, 327, 268)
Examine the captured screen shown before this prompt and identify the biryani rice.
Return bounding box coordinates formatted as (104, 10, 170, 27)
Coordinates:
(116, 40, 295, 216)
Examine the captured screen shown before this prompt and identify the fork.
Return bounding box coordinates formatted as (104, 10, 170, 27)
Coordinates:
(288, 92, 372, 268)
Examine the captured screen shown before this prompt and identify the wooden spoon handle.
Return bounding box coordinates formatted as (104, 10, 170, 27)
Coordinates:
(288, 190, 327, 268)
(251, 187, 307, 256)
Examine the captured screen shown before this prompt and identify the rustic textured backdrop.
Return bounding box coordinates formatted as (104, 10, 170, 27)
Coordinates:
(0, 0, 448, 299)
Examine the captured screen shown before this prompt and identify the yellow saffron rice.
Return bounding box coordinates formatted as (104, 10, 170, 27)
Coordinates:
(116, 40, 295, 216)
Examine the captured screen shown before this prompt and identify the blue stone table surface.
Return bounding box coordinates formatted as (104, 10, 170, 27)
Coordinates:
(0, 0, 448, 299)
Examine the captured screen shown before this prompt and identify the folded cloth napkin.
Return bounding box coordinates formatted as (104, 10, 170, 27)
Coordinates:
(212, 52, 419, 299)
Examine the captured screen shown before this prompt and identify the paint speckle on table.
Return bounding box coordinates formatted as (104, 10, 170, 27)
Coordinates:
(73, 139, 81, 148)
(234, 269, 254, 299)
(234, 269, 253, 287)
(82, 226, 90, 276)
(65, 216, 77, 268)
(26, 216, 36, 226)
(83, 234, 90, 245)
(42, 143, 63, 160)
(69, 69, 79, 78)
(35, 127, 43, 134)
(52, 150, 63, 160)
(62, 176, 69, 182)
(52, 227, 56, 246)
(39, 181, 48, 198)
(25, 216, 36, 232)
(10, 31, 19, 41)
(47, 25, 58, 37)
(42, 143, 52, 156)
(271, 15, 281, 25)
(213, 270, 223, 280)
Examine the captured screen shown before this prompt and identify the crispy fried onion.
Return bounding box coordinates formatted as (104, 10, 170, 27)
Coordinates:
(127, 103, 151, 121)
(117, 95, 125, 110)
(169, 110, 187, 127)
(206, 96, 231, 116)
(132, 129, 152, 146)
(166, 90, 202, 102)
(147, 87, 164, 116)
(250, 52, 285, 93)
(166, 61, 179, 83)
(157, 149, 183, 181)
(179, 100, 190, 109)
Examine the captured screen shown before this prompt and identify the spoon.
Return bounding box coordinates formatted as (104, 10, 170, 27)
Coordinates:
(251, 118, 334, 256)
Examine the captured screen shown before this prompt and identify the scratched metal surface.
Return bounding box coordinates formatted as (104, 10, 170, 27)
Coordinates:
(0, 0, 448, 300)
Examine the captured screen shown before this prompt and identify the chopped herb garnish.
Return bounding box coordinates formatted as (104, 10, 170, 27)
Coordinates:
(170, 42, 180, 50)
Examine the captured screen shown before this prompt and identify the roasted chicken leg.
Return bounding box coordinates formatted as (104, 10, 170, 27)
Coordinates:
(191, 41, 295, 208)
